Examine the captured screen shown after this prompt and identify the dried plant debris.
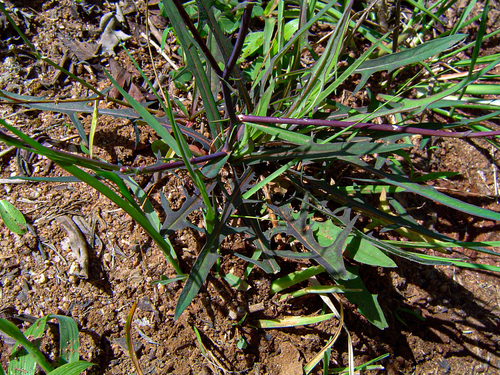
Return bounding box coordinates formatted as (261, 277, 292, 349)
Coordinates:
(98, 8, 131, 56)
(55, 215, 89, 279)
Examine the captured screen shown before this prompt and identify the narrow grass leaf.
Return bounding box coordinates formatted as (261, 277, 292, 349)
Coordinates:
(351, 160, 500, 221)
(103, 69, 181, 155)
(62, 164, 183, 274)
(450, 0, 477, 35)
(48, 361, 95, 375)
(163, 0, 221, 138)
(286, 172, 463, 258)
(48, 315, 80, 365)
(173, 232, 223, 320)
(315, 30, 392, 106)
(353, 34, 466, 93)
(174, 170, 254, 319)
(258, 0, 338, 89)
(0, 90, 212, 151)
(223, 272, 251, 292)
(123, 176, 161, 231)
(270, 266, 325, 295)
(89, 100, 98, 158)
(279, 285, 360, 301)
(125, 300, 144, 375)
(0, 317, 53, 374)
(253, 313, 337, 329)
(195, 0, 252, 111)
(287, 1, 353, 117)
(239, 140, 411, 165)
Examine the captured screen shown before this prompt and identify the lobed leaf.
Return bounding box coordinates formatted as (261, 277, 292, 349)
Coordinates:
(313, 220, 397, 268)
(160, 183, 216, 236)
(174, 169, 255, 319)
(0, 90, 211, 151)
(268, 197, 350, 280)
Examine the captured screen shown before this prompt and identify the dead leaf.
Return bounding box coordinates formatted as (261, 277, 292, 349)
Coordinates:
(98, 12, 131, 56)
(59, 35, 99, 62)
(55, 215, 89, 278)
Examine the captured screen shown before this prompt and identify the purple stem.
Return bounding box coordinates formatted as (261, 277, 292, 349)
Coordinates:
(238, 114, 500, 138)
(119, 151, 228, 174)
(223, 5, 254, 81)
(222, 4, 254, 152)
(170, 0, 223, 77)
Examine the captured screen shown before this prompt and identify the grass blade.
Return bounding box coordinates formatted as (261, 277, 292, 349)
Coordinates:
(353, 34, 466, 94)
(48, 361, 95, 375)
(0, 317, 53, 374)
(48, 315, 80, 365)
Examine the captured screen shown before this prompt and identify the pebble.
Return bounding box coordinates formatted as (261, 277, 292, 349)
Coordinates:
(35, 273, 47, 284)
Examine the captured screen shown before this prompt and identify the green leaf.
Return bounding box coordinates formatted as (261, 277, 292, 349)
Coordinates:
(270, 265, 325, 295)
(353, 34, 466, 93)
(349, 159, 500, 221)
(160, 183, 215, 236)
(240, 31, 264, 61)
(313, 220, 397, 268)
(163, 0, 222, 139)
(0, 317, 53, 374)
(200, 152, 230, 179)
(123, 175, 161, 232)
(239, 202, 281, 274)
(0, 200, 27, 235)
(174, 169, 255, 319)
(0, 90, 211, 151)
(0, 121, 183, 275)
(258, 0, 337, 91)
(287, 1, 352, 117)
(268, 197, 350, 279)
(103, 69, 181, 156)
(340, 266, 388, 330)
(194, 0, 253, 111)
(239, 138, 412, 164)
(47, 315, 81, 365)
(48, 361, 95, 375)
(286, 173, 457, 265)
(253, 313, 337, 328)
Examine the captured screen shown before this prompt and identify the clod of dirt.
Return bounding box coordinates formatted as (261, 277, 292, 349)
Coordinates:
(268, 341, 303, 375)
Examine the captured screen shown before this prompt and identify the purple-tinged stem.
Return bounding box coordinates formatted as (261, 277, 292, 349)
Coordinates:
(120, 151, 228, 174)
(222, 4, 254, 152)
(237, 114, 500, 138)
(223, 5, 253, 81)
(170, 0, 223, 77)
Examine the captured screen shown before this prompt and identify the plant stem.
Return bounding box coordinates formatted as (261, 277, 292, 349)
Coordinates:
(237, 114, 500, 139)
(120, 151, 228, 174)
(170, 0, 223, 77)
(221, 4, 253, 152)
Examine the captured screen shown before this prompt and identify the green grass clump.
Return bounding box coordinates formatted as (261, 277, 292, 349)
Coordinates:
(0, 315, 94, 375)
